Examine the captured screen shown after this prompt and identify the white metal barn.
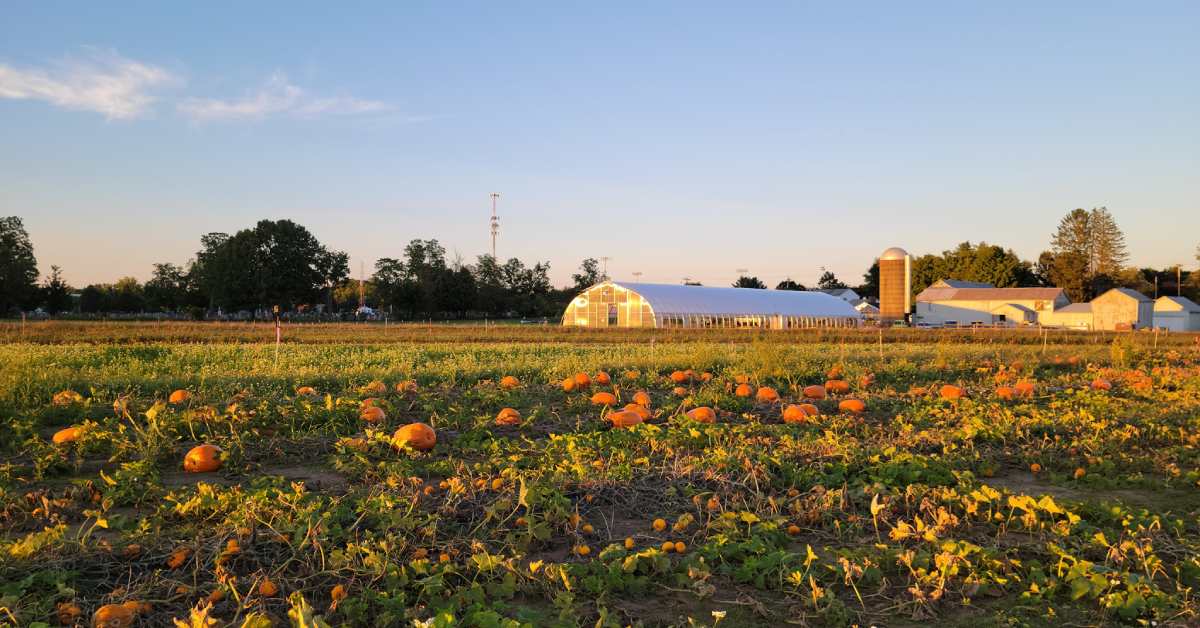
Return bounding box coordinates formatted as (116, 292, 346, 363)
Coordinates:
(561, 281, 862, 329)
(1154, 296, 1200, 331)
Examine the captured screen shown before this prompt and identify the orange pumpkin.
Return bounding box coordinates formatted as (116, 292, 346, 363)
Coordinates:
(394, 423, 437, 451)
(624, 403, 651, 420)
(562, 377, 577, 392)
(573, 372, 592, 389)
(669, 370, 688, 384)
(93, 601, 148, 628)
(361, 380, 388, 396)
(360, 406, 386, 423)
(700, 372, 714, 382)
(824, 380, 850, 395)
(1014, 380, 1036, 397)
(802, 385, 826, 400)
(939, 384, 965, 400)
(686, 406, 717, 423)
(495, 407, 522, 426)
(782, 404, 811, 424)
(826, 365, 844, 380)
(52, 390, 83, 406)
(184, 444, 223, 473)
(623, 370, 641, 380)
(296, 386, 318, 396)
(838, 399, 866, 414)
(734, 374, 751, 385)
(594, 371, 612, 385)
(590, 391, 618, 406)
(755, 387, 780, 403)
(632, 391, 651, 407)
(607, 409, 644, 428)
(169, 389, 191, 404)
(1091, 378, 1112, 391)
(672, 386, 688, 396)
(734, 383, 754, 398)
(859, 373, 876, 388)
(996, 386, 1015, 400)
(395, 380, 419, 394)
(259, 578, 279, 596)
(52, 426, 82, 445)
(499, 375, 520, 389)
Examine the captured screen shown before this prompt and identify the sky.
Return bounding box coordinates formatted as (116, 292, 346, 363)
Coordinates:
(2, 2, 1197, 290)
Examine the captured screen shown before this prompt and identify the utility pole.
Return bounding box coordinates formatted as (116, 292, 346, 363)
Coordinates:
(490, 192, 500, 259)
(1178, 264, 1183, 297)
(632, 271, 643, 282)
(358, 261, 365, 310)
(600, 256, 611, 280)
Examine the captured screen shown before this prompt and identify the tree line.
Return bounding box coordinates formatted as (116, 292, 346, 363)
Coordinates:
(0, 209, 1197, 318)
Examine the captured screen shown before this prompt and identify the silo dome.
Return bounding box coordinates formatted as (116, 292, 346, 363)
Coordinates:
(880, 247, 909, 260)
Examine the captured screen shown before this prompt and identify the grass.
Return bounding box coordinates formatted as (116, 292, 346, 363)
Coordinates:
(1, 323, 1198, 626)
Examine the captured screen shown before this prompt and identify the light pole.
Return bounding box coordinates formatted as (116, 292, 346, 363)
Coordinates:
(489, 192, 500, 259)
(600, 256, 611, 280)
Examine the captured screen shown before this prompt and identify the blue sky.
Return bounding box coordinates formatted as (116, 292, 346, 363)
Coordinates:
(2, 2, 1197, 289)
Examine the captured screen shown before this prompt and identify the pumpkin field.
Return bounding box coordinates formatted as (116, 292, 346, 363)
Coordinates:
(2, 324, 1200, 627)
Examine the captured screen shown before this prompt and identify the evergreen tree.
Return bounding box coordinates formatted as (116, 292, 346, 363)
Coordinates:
(817, 269, 847, 290)
(776, 278, 806, 291)
(733, 276, 766, 289)
(41, 265, 73, 314)
(0, 216, 39, 314)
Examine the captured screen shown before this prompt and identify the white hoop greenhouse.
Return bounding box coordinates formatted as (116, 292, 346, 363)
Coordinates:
(561, 281, 863, 329)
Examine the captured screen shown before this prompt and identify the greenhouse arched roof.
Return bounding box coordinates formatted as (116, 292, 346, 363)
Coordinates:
(610, 282, 861, 317)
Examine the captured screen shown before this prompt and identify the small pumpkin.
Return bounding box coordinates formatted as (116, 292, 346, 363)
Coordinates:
(495, 407, 522, 426)
(183, 444, 223, 473)
(259, 578, 279, 596)
(686, 406, 717, 423)
(672, 386, 688, 396)
(939, 384, 965, 400)
(393, 422, 437, 451)
(623, 370, 641, 380)
(169, 389, 191, 404)
(623, 403, 651, 420)
(52, 390, 83, 406)
(632, 390, 651, 407)
(52, 426, 83, 445)
(824, 380, 850, 394)
(1091, 378, 1112, 391)
(755, 387, 780, 403)
(361, 380, 388, 396)
(395, 380, 419, 394)
(590, 391, 618, 406)
(607, 409, 644, 428)
(562, 377, 577, 392)
(734, 383, 754, 398)
(360, 406, 386, 423)
(838, 399, 866, 414)
(996, 386, 1015, 400)
(93, 601, 145, 628)
(594, 371, 611, 385)
(499, 375, 520, 390)
(802, 385, 826, 400)
(781, 404, 812, 424)
(1014, 380, 1036, 397)
(669, 370, 688, 384)
(296, 386, 318, 396)
(573, 372, 592, 389)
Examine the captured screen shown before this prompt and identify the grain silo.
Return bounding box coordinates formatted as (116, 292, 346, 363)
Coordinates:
(879, 247, 911, 323)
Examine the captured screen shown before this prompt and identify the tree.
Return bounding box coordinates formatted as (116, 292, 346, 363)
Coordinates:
(110, 277, 145, 312)
(1090, 207, 1128, 277)
(572, 258, 603, 292)
(817, 269, 847, 290)
(1044, 207, 1130, 300)
(0, 216, 39, 314)
(144, 263, 190, 311)
(733, 276, 766, 289)
(911, 242, 1038, 297)
(776, 278, 806, 291)
(856, 260, 880, 299)
(41, 266, 72, 314)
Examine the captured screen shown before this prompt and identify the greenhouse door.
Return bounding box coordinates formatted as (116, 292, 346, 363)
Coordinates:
(607, 304, 618, 326)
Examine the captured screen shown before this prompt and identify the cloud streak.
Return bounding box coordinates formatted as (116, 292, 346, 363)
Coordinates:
(0, 49, 176, 119)
(178, 73, 389, 121)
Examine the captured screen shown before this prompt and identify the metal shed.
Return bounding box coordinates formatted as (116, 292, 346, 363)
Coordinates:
(1154, 296, 1200, 332)
(561, 281, 862, 329)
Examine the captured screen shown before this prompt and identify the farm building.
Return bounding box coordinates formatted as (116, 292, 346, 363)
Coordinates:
(914, 283, 1069, 327)
(1153, 296, 1200, 331)
(561, 281, 862, 329)
(1090, 288, 1153, 330)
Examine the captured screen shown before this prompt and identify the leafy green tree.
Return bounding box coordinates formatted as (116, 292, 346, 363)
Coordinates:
(572, 258, 603, 291)
(856, 260, 880, 299)
(41, 265, 73, 314)
(144, 263, 190, 311)
(776, 278, 806, 291)
(911, 242, 1037, 297)
(110, 277, 145, 312)
(817, 270, 847, 290)
(733, 276, 766, 289)
(0, 216, 39, 314)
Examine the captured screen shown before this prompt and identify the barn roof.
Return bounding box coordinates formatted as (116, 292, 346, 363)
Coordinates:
(915, 286, 1065, 302)
(1155, 296, 1200, 312)
(1057, 303, 1093, 313)
(607, 282, 862, 318)
(931, 279, 995, 289)
(1098, 287, 1151, 302)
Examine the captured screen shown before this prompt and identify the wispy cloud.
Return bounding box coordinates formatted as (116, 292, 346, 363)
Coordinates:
(178, 72, 389, 121)
(0, 49, 177, 119)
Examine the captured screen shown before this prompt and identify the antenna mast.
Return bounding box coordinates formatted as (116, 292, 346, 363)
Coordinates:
(490, 193, 501, 259)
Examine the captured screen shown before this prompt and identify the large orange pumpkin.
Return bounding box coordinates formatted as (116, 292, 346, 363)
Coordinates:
(594, 371, 612, 385)
(495, 407, 522, 426)
(52, 426, 83, 445)
(803, 385, 826, 400)
(393, 423, 437, 451)
(824, 380, 850, 395)
(838, 399, 866, 414)
(590, 391, 618, 406)
(169, 389, 191, 404)
(1014, 380, 1036, 397)
(939, 385, 965, 400)
(782, 404, 812, 424)
(624, 403, 651, 420)
(734, 383, 754, 398)
(499, 376, 520, 390)
(755, 387, 780, 403)
(686, 407, 717, 423)
(183, 444, 223, 473)
(632, 391, 651, 407)
(360, 406, 386, 423)
(93, 601, 148, 628)
(996, 386, 1015, 400)
(669, 370, 688, 384)
(573, 372, 592, 389)
(562, 377, 577, 392)
(607, 410, 644, 428)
